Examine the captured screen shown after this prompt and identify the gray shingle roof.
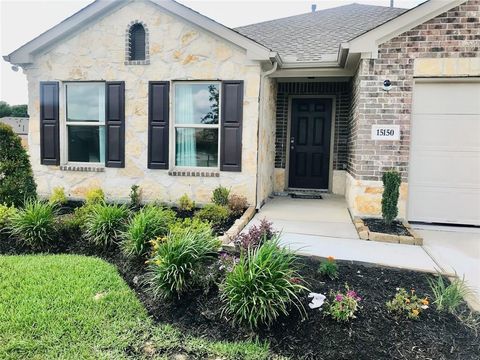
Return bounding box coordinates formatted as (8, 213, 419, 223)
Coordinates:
(235, 3, 407, 62)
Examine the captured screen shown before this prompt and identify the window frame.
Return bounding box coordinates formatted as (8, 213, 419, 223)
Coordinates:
(61, 81, 106, 166)
(170, 81, 222, 170)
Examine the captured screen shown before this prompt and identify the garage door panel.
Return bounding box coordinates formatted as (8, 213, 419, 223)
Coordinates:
(411, 115, 480, 150)
(413, 82, 480, 114)
(409, 80, 480, 225)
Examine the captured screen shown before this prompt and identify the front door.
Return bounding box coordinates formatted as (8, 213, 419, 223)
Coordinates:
(289, 98, 332, 189)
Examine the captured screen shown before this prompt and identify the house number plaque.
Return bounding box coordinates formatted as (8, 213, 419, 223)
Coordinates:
(371, 125, 400, 141)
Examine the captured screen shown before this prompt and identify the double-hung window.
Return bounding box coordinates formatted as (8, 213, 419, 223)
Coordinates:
(173, 82, 220, 168)
(65, 82, 106, 164)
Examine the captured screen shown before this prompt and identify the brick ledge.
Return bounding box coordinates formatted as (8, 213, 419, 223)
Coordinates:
(60, 165, 105, 172)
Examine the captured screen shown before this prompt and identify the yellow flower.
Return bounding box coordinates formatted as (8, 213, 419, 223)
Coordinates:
(421, 298, 429, 305)
(154, 259, 162, 266)
(412, 309, 419, 316)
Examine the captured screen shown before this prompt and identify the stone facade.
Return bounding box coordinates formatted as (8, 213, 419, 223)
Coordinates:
(346, 0, 480, 218)
(24, 0, 263, 205)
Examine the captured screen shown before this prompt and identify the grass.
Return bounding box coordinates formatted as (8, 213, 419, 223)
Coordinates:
(0, 255, 272, 360)
(427, 273, 473, 313)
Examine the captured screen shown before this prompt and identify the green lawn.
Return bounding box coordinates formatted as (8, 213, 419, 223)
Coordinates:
(0, 255, 271, 360)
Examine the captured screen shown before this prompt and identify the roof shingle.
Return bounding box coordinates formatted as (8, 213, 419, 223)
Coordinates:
(235, 3, 407, 62)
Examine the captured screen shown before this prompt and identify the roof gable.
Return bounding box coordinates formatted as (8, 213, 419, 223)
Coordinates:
(4, 0, 274, 65)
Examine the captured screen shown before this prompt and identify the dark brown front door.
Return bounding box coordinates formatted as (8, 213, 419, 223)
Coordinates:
(289, 98, 332, 189)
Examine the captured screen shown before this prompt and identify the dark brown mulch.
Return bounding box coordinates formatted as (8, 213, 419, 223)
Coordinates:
(1, 235, 478, 360)
(363, 218, 412, 236)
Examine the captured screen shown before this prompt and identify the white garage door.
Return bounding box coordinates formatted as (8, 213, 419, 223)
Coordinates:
(408, 80, 480, 225)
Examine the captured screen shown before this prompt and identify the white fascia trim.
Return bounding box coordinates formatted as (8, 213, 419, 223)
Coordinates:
(347, 0, 465, 57)
(270, 67, 355, 78)
(4, 0, 127, 65)
(149, 0, 273, 61)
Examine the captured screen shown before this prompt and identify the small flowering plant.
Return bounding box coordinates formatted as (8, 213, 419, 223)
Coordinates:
(318, 256, 339, 280)
(386, 288, 429, 320)
(326, 285, 362, 322)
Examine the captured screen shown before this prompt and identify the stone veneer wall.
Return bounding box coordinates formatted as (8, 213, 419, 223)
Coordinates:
(346, 0, 480, 217)
(24, 0, 262, 205)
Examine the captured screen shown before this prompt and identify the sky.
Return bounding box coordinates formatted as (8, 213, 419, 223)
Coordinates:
(0, 0, 425, 105)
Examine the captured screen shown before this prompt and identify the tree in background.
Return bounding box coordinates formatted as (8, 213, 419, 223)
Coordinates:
(0, 123, 37, 207)
(0, 101, 28, 118)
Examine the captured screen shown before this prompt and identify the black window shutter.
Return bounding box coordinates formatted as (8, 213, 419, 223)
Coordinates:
(148, 81, 169, 169)
(40, 81, 59, 165)
(220, 80, 244, 172)
(105, 81, 125, 168)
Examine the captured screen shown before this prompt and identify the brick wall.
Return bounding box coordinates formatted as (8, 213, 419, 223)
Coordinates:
(275, 81, 351, 170)
(347, 0, 480, 181)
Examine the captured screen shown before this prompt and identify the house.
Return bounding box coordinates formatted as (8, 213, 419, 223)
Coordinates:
(0, 116, 29, 147)
(3, 0, 479, 226)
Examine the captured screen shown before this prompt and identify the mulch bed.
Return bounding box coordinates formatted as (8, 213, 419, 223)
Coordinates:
(1, 234, 479, 360)
(363, 218, 412, 237)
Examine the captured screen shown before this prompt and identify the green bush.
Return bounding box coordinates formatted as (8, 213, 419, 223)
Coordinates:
(221, 239, 308, 329)
(178, 193, 195, 212)
(212, 186, 230, 206)
(49, 186, 67, 206)
(56, 213, 82, 240)
(83, 203, 129, 247)
(148, 227, 220, 299)
(9, 200, 56, 248)
(129, 185, 141, 209)
(195, 204, 230, 228)
(0, 123, 37, 207)
(386, 287, 429, 320)
(318, 256, 339, 280)
(381, 170, 401, 225)
(169, 218, 212, 236)
(85, 188, 105, 205)
(427, 274, 471, 313)
(121, 205, 176, 257)
(0, 203, 16, 233)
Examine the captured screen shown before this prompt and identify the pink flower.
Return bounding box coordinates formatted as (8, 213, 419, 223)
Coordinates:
(335, 294, 343, 302)
(346, 290, 357, 298)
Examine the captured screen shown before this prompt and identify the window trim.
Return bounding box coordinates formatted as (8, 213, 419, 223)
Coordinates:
(61, 81, 106, 167)
(170, 81, 222, 171)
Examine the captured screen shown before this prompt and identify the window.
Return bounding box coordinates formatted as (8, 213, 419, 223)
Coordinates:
(65, 83, 105, 163)
(174, 82, 220, 168)
(129, 23, 145, 61)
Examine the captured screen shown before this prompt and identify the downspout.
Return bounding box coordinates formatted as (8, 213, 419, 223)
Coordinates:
(255, 59, 278, 210)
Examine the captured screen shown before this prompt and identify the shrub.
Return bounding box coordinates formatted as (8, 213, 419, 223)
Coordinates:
(381, 170, 401, 225)
(0, 203, 16, 233)
(326, 285, 362, 322)
(56, 213, 82, 240)
(83, 203, 129, 247)
(178, 193, 195, 212)
(234, 218, 276, 251)
(49, 186, 67, 206)
(122, 205, 176, 257)
(147, 227, 221, 299)
(318, 256, 339, 280)
(85, 188, 105, 205)
(169, 217, 212, 236)
(427, 274, 471, 313)
(9, 200, 56, 248)
(129, 185, 141, 209)
(212, 186, 230, 206)
(386, 288, 429, 320)
(0, 123, 37, 207)
(228, 194, 248, 216)
(195, 204, 230, 228)
(221, 239, 308, 329)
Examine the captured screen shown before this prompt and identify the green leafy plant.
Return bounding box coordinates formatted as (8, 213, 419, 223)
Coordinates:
(318, 256, 339, 280)
(212, 186, 230, 206)
(9, 200, 56, 248)
(0, 203, 16, 233)
(427, 274, 471, 313)
(326, 285, 362, 322)
(56, 213, 82, 240)
(195, 204, 230, 228)
(147, 227, 221, 299)
(49, 186, 67, 206)
(178, 193, 195, 213)
(0, 123, 37, 207)
(228, 194, 248, 216)
(122, 205, 176, 257)
(381, 170, 401, 225)
(221, 238, 308, 329)
(169, 217, 212, 235)
(386, 288, 429, 320)
(83, 203, 129, 247)
(129, 185, 141, 209)
(85, 188, 105, 205)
